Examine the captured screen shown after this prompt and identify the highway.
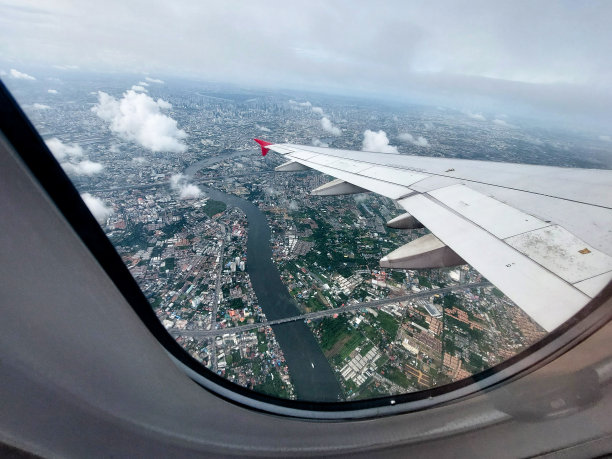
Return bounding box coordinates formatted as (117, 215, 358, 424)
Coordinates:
(168, 281, 491, 339)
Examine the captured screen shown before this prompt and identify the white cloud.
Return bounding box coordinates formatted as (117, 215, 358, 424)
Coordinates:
(131, 85, 147, 92)
(362, 130, 398, 153)
(290, 100, 325, 115)
(170, 173, 185, 187)
(178, 183, 202, 199)
(81, 193, 113, 223)
(466, 111, 486, 121)
(312, 138, 329, 147)
(132, 156, 148, 164)
(63, 159, 105, 176)
(137, 81, 149, 86)
(170, 173, 203, 199)
(398, 132, 430, 147)
(45, 138, 104, 175)
(53, 64, 78, 70)
(289, 100, 312, 107)
(92, 90, 187, 153)
(492, 118, 509, 127)
(289, 99, 313, 107)
(145, 77, 164, 84)
(10, 69, 36, 80)
(599, 135, 611, 142)
(0, 70, 6, 76)
(47, 89, 58, 94)
(45, 138, 83, 160)
(33, 103, 51, 110)
(256, 124, 271, 132)
(321, 116, 341, 136)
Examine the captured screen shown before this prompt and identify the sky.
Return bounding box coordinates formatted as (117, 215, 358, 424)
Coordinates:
(1, 0, 612, 128)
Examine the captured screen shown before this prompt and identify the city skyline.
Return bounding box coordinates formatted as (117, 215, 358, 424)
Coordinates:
(1, 1, 612, 131)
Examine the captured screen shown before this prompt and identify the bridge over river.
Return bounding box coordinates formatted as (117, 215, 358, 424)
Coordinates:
(169, 281, 491, 339)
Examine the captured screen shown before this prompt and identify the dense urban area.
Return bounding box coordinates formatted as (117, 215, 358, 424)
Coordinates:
(6, 71, 611, 401)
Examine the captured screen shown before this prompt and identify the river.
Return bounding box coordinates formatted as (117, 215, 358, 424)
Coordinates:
(186, 154, 344, 402)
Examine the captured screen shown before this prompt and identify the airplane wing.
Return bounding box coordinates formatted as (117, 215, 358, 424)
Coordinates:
(254, 139, 612, 332)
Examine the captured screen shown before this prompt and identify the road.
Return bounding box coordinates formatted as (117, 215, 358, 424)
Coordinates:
(209, 223, 226, 373)
(169, 281, 491, 339)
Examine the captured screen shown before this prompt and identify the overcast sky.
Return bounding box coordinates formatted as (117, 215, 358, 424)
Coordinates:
(1, 0, 611, 128)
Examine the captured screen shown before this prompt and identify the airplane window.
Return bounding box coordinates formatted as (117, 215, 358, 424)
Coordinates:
(2, 1, 610, 412)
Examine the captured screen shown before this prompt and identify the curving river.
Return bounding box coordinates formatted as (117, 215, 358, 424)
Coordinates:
(186, 155, 343, 402)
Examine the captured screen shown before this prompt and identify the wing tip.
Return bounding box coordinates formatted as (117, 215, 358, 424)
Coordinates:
(254, 138, 273, 156)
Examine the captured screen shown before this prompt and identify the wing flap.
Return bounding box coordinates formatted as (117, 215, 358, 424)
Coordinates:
(398, 193, 590, 332)
(574, 271, 612, 297)
(505, 225, 612, 284)
(428, 184, 551, 239)
(427, 184, 612, 295)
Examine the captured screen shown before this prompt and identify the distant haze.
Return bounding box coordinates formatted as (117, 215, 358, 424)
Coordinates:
(1, 1, 612, 128)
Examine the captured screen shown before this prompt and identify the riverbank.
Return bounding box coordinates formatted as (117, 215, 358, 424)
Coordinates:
(187, 157, 343, 402)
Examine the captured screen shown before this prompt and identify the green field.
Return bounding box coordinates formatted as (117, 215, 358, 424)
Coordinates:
(317, 316, 353, 353)
(203, 199, 227, 217)
(380, 364, 411, 388)
(376, 311, 399, 338)
(337, 333, 362, 361)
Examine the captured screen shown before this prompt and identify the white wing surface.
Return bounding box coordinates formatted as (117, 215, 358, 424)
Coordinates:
(256, 140, 612, 332)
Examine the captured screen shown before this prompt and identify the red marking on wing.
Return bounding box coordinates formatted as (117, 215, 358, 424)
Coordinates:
(254, 138, 273, 156)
